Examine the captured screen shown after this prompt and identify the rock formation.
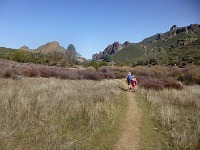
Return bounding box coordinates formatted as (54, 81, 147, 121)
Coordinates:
(36, 41, 66, 53)
(19, 46, 30, 51)
(92, 41, 131, 60)
(153, 24, 200, 42)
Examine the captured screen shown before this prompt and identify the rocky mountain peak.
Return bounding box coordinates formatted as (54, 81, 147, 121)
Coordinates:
(36, 41, 66, 53)
(19, 46, 30, 51)
(170, 25, 178, 31)
(151, 24, 200, 43)
(92, 41, 131, 60)
(123, 41, 131, 47)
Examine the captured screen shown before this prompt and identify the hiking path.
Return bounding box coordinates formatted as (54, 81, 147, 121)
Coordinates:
(114, 79, 141, 150)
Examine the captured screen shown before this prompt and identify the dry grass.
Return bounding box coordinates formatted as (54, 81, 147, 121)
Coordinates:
(0, 78, 122, 149)
(140, 85, 200, 149)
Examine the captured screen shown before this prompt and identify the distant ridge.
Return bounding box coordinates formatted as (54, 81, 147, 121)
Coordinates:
(92, 41, 131, 60)
(18, 41, 67, 54)
(92, 24, 200, 66)
(141, 24, 200, 44)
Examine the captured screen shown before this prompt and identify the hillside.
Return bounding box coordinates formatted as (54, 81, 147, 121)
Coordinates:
(112, 44, 145, 64)
(0, 42, 86, 67)
(93, 24, 200, 66)
(0, 47, 17, 59)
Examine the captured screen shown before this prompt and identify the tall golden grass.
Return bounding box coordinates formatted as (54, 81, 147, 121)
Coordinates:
(0, 78, 121, 149)
(140, 85, 200, 149)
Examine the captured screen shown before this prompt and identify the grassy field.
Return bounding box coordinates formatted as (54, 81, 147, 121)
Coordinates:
(1, 59, 200, 149)
(0, 78, 127, 149)
(136, 93, 167, 150)
(139, 85, 200, 149)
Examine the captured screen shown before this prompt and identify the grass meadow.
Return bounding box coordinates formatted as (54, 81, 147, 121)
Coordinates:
(139, 85, 200, 149)
(0, 78, 126, 149)
(1, 58, 200, 149)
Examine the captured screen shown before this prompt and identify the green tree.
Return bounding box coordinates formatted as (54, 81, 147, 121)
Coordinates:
(67, 44, 78, 65)
(67, 44, 76, 51)
(12, 51, 31, 62)
(89, 60, 99, 69)
(104, 55, 111, 62)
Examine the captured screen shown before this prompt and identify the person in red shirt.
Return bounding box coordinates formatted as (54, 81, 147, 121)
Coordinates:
(131, 75, 138, 92)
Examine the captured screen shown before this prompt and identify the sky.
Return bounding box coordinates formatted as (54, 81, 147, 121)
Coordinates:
(0, 0, 200, 59)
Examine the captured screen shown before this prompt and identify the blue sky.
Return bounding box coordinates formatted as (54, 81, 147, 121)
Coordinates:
(0, 0, 200, 59)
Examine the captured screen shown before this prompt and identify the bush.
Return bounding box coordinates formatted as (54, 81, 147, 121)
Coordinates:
(98, 66, 111, 73)
(22, 67, 40, 77)
(177, 65, 200, 85)
(1, 59, 199, 86)
(137, 76, 183, 90)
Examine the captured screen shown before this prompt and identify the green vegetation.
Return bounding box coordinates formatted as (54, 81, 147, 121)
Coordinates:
(144, 32, 193, 48)
(0, 47, 17, 59)
(108, 31, 200, 66)
(90, 38, 199, 67)
(89, 60, 108, 69)
(0, 44, 87, 67)
(113, 44, 146, 66)
(0, 49, 82, 67)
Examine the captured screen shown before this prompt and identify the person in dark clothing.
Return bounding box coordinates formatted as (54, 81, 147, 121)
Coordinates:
(126, 72, 132, 89)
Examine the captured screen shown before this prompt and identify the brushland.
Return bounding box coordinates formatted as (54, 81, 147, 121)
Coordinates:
(3, 58, 200, 88)
(0, 59, 115, 80)
(0, 78, 127, 149)
(98, 65, 200, 87)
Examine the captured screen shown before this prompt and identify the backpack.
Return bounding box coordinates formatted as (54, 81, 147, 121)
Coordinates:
(127, 75, 132, 83)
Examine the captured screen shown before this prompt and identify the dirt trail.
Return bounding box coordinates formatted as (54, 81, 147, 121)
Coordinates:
(114, 79, 141, 150)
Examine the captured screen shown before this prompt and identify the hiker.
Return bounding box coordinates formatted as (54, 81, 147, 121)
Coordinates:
(126, 72, 132, 89)
(131, 75, 138, 92)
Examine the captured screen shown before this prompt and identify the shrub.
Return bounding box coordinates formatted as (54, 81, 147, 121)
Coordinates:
(22, 67, 40, 77)
(1, 59, 199, 85)
(4, 69, 13, 78)
(137, 76, 182, 90)
(85, 66, 97, 72)
(98, 66, 111, 73)
(177, 65, 200, 85)
(82, 70, 99, 80)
